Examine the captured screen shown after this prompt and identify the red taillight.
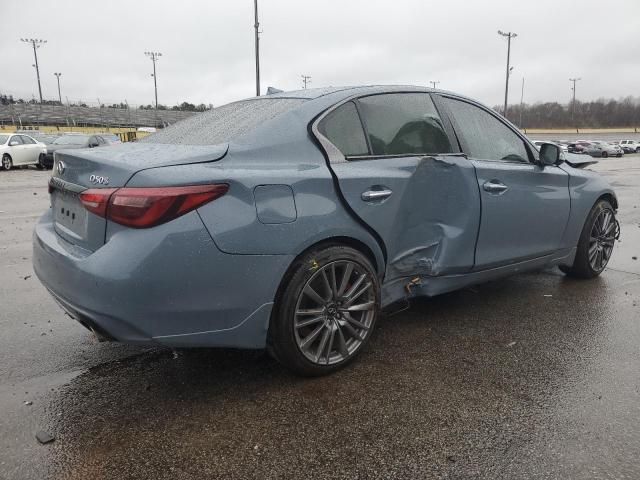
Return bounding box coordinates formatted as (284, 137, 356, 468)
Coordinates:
(79, 184, 229, 228)
(79, 188, 118, 217)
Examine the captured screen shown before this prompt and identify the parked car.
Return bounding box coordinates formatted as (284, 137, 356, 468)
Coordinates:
(533, 140, 568, 153)
(96, 133, 123, 145)
(41, 133, 117, 168)
(0, 133, 47, 170)
(33, 86, 619, 376)
(568, 141, 590, 154)
(585, 141, 623, 158)
(619, 140, 640, 153)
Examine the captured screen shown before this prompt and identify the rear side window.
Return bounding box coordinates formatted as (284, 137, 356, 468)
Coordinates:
(318, 101, 369, 157)
(357, 93, 452, 156)
(20, 135, 36, 144)
(443, 98, 529, 163)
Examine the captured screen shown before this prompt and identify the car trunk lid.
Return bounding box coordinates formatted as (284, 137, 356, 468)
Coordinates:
(49, 143, 228, 251)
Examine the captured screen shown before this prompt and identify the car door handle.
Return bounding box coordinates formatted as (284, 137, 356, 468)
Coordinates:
(361, 189, 393, 202)
(483, 180, 508, 195)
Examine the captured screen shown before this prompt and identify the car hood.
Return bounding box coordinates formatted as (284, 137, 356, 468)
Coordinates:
(563, 151, 598, 169)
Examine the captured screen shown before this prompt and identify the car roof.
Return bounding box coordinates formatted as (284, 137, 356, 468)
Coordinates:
(263, 84, 447, 100)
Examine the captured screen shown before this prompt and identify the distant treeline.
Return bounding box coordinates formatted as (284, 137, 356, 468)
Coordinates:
(500, 97, 640, 129)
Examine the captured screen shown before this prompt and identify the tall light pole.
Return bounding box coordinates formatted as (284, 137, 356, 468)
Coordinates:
(569, 77, 581, 124)
(20, 38, 46, 104)
(498, 30, 517, 118)
(519, 77, 525, 128)
(53, 72, 62, 104)
(144, 51, 162, 110)
(301, 74, 311, 89)
(254, 0, 261, 96)
(429, 80, 440, 89)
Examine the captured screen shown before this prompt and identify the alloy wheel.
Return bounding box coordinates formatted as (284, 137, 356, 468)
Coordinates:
(294, 260, 376, 366)
(588, 208, 616, 272)
(2, 156, 12, 170)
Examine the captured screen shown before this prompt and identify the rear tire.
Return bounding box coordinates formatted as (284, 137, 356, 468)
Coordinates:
(1, 154, 12, 171)
(269, 245, 380, 376)
(37, 154, 46, 170)
(601, 151, 608, 158)
(560, 200, 616, 279)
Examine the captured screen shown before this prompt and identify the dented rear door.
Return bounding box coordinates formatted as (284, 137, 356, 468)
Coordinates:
(317, 93, 481, 282)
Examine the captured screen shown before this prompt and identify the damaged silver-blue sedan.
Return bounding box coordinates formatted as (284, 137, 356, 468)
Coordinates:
(33, 86, 619, 375)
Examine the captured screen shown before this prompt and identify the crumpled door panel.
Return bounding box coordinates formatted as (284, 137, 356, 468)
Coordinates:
(383, 155, 480, 280)
(329, 154, 481, 285)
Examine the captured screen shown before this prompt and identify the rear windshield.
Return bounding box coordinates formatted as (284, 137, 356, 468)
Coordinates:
(143, 98, 306, 145)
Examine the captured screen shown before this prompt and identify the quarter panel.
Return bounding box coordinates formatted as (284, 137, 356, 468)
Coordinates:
(125, 150, 386, 273)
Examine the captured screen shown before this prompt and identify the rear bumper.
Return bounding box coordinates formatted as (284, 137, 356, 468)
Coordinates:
(33, 209, 292, 348)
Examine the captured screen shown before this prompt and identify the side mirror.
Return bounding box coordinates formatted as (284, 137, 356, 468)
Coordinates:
(539, 143, 561, 166)
(9, 140, 20, 146)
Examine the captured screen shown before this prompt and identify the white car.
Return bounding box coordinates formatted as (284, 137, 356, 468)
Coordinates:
(619, 140, 640, 154)
(0, 133, 47, 170)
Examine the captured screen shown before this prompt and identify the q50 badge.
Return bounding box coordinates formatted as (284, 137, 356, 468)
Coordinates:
(89, 174, 110, 185)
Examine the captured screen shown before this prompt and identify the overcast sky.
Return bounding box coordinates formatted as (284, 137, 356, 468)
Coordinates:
(3, 0, 639, 108)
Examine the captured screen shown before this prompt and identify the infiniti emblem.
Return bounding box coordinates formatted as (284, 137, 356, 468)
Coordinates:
(56, 160, 66, 175)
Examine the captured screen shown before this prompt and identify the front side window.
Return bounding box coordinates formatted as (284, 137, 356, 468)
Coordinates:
(443, 98, 529, 163)
(357, 93, 452, 156)
(9, 136, 23, 145)
(318, 101, 369, 157)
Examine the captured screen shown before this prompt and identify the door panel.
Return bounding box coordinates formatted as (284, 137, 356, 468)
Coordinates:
(317, 93, 482, 281)
(439, 95, 571, 269)
(20, 136, 40, 164)
(9, 136, 25, 164)
(331, 155, 481, 280)
(471, 160, 570, 268)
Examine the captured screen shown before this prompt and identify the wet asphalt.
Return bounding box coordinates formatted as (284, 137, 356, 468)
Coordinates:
(0, 157, 639, 480)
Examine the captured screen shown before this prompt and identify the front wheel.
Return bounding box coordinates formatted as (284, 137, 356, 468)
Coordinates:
(269, 245, 380, 376)
(560, 200, 618, 278)
(1, 154, 12, 171)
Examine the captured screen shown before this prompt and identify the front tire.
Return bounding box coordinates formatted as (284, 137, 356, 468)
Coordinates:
(269, 245, 380, 376)
(560, 200, 617, 278)
(1, 154, 12, 171)
(37, 154, 46, 170)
